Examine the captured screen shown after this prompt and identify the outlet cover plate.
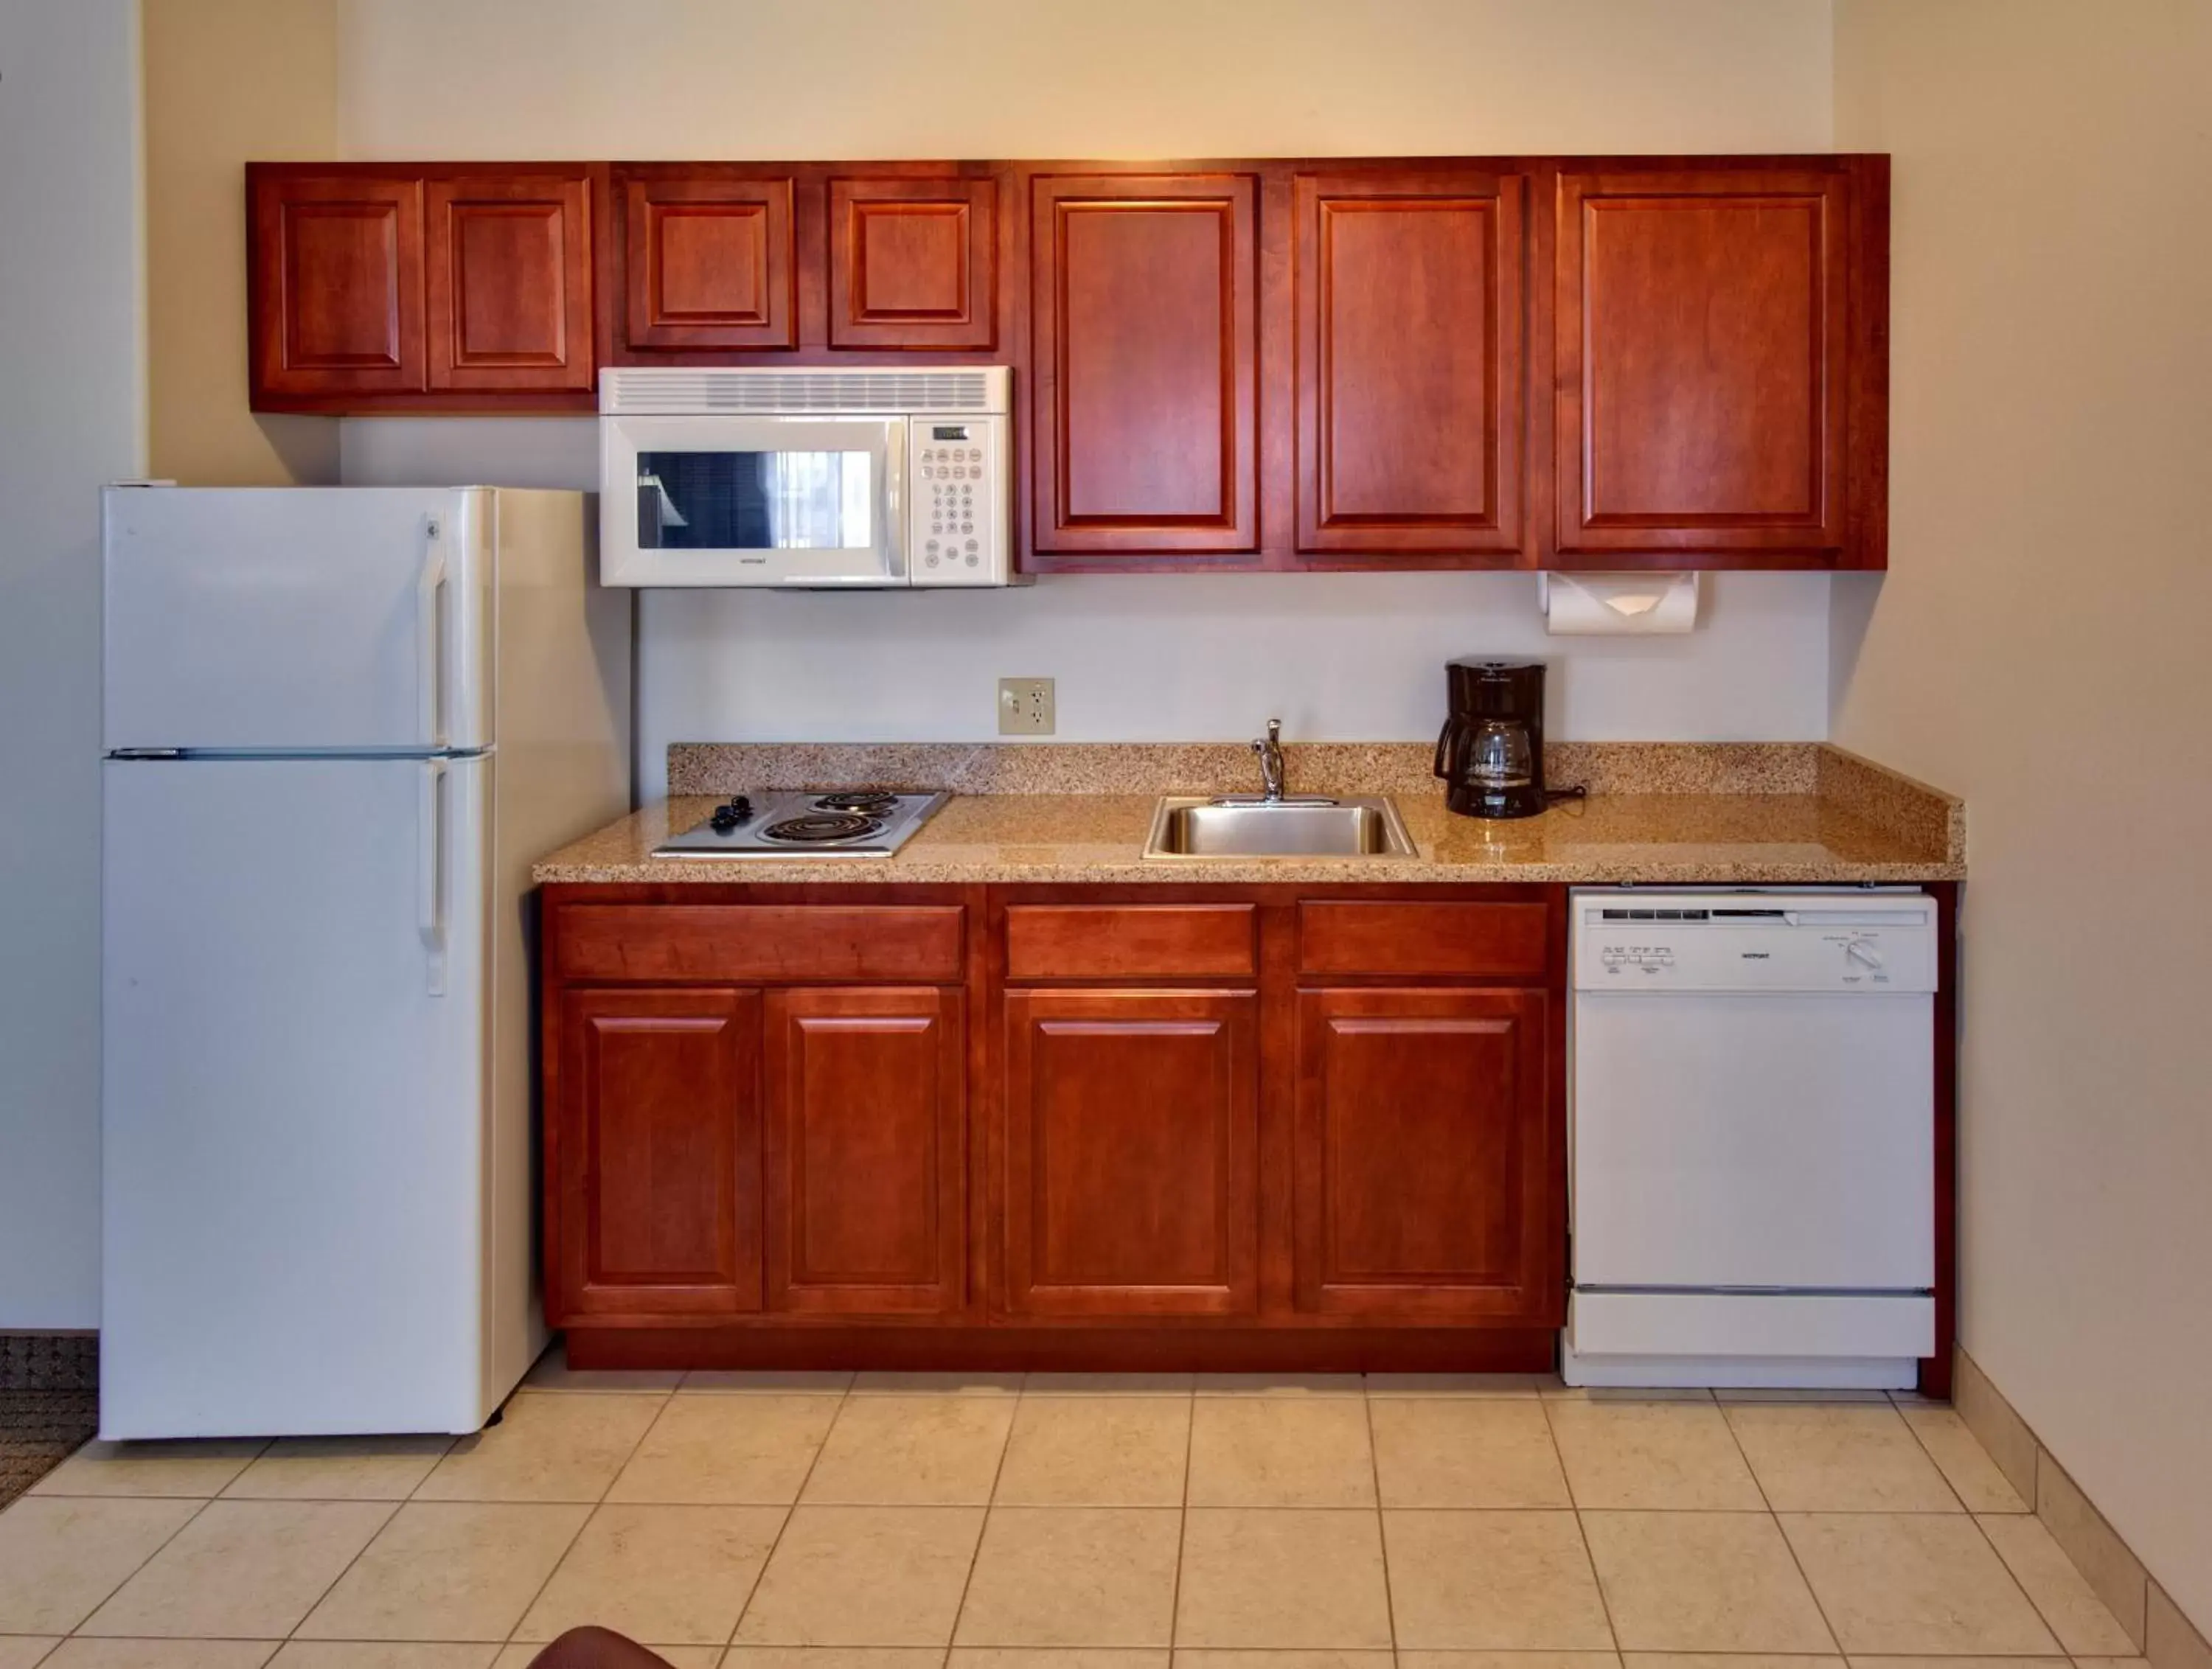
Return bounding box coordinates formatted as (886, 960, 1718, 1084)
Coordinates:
(998, 677, 1055, 735)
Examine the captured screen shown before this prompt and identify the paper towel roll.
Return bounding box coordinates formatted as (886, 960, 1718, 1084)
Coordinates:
(1540, 571, 1700, 635)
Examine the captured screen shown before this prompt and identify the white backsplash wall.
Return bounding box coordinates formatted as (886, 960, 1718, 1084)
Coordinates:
(341, 420, 1832, 799)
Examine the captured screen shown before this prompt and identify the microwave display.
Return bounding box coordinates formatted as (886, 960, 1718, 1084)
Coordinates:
(635, 450, 873, 551)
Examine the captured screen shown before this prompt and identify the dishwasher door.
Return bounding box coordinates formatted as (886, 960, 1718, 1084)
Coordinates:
(1567, 890, 1938, 1385)
(1573, 989, 1934, 1290)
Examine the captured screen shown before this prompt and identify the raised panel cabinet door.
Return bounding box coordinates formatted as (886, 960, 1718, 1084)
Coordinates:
(829, 176, 997, 349)
(1030, 173, 1259, 555)
(425, 173, 594, 391)
(763, 987, 966, 1315)
(1294, 171, 1527, 556)
(1556, 169, 1851, 557)
(249, 173, 426, 398)
(622, 175, 798, 351)
(552, 986, 763, 1320)
(1293, 988, 1559, 1323)
(1002, 988, 1259, 1317)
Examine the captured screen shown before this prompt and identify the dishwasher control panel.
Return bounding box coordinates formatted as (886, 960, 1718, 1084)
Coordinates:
(1571, 891, 1938, 994)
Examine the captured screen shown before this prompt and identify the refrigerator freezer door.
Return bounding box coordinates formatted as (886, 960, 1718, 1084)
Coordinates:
(100, 754, 495, 1437)
(103, 487, 493, 753)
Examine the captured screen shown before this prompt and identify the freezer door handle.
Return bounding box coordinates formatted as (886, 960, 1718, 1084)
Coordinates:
(418, 759, 448, 996)
(418, 518, 451, 748)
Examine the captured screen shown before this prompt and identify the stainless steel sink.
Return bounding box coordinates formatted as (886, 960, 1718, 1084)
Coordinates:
(1143, 795, 1416, 860)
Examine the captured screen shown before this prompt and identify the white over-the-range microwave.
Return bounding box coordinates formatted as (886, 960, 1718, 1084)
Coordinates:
(598, 366, 1020, 588)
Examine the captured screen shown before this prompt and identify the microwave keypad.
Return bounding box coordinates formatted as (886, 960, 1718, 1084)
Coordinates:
(919, 441, 987, 571)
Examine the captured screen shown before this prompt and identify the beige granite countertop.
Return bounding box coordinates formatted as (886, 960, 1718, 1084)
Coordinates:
(535, 752, 1965, 886)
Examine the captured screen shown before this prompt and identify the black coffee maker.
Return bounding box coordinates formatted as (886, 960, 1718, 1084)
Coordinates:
(1434, 660, 1547, 819)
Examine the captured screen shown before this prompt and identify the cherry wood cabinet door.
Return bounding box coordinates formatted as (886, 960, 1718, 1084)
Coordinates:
(763, 987, 966, 1315)
(621, 173, 798, 352)
(1293, 988, 1559, 1322)
(423, 173, 593, 393)
(1029, 173, 1259, 557)
(552, 986, 762, 1320)
(1002, 988, 1259, 1317)
(249, 173, 426, 399)
(1555, 168, 1851, 560)
(829, 176, 996, 350)
(1294, 170, 1527, 557)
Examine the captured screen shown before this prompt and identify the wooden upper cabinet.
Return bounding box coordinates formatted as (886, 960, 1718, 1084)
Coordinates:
(829, 177, 996, 349)
(1555, 167, 1853, 560)
(1293, 987, 1559, 1323)
(620, 173, 798, 352)
(1294, 170, 1527, 557)
(1001, 987, 1259, 1317)
(552, 986, 762, 1321)
(762, 987, 966, 1316)
(1030, 173, 1260, 557)
(425, 173, 594, 392)
(249, 173, 426, 399)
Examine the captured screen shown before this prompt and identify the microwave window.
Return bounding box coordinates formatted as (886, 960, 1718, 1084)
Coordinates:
(636, 450, 873, 550)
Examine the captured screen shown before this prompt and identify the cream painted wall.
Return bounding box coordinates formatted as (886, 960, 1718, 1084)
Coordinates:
(143, 0, 338, 484)
(0, 0, 145, 1325)
(1832, 0, 2212, 1631)
(332, 0, 1840, 767)
(337, 0, 1833, 158)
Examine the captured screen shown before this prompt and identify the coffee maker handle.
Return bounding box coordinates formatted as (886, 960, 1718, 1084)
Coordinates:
(1433, 718, 1462, 781)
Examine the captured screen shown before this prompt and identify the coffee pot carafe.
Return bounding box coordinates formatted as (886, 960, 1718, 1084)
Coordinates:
(1434, 660, 1547, 819)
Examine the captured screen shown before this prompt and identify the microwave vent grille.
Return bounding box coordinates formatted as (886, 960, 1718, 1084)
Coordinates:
(601, 367, 1009, 416)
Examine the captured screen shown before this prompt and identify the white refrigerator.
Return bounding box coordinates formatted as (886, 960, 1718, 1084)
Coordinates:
(100, 487, 632, 1438)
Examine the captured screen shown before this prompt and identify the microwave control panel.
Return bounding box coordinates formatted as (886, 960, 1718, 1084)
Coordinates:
(911, 417, 1010, 587)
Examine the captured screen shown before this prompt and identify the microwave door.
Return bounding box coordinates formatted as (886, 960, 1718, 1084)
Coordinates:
(605, 415, 905, 585)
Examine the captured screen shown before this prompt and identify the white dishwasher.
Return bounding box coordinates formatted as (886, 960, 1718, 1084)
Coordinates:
(1566, 889, 1938, 1389)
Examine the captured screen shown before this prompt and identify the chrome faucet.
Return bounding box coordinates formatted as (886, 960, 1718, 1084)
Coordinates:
(1253, 718, 1287, 801)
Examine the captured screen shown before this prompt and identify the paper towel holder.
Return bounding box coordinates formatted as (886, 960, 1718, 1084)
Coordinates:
(1537, 570, 1702, 635)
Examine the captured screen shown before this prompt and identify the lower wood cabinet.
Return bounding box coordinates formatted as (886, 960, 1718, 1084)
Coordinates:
(541, 885, 1568, 1365)
(553, 986, 763, 1319)
(1001, 987, 1259, 1318)
(1293, 987, 1557, 1322)
(764, 987, 966, 1315)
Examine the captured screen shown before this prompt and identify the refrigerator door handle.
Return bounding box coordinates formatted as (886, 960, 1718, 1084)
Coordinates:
(418, 518, 451, 748)
(418, 759, 449, 997)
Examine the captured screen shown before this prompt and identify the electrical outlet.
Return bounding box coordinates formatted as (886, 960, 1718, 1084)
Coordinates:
(998, 677, 1055, 735)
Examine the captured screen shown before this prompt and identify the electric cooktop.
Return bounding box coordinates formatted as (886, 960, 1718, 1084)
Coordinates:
(652, 790, 949, 859)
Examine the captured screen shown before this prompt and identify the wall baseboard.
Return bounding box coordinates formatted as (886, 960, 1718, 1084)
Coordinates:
(0, 1331, 98, 1392)
(1955, 1345, 2210, 1665)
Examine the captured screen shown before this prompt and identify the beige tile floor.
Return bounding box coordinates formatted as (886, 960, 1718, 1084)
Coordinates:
(0, 1354, 2149, 1669)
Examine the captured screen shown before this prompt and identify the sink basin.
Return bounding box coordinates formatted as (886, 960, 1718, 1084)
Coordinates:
(1143, 796, 1416, 860)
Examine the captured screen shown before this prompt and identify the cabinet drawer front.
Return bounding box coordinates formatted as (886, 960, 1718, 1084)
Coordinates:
(555, 905, 964, 983)
(1004, 904, 1258, 980)
(1298, 901, 1550, 978)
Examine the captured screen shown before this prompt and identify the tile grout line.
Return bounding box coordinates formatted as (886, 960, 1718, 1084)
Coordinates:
(718, 1376, 849, 1661)
(1537, 1387, 1623, 1658)
(937, 1380, 1020, 1665)
(1360, 1379, 1402, 1661)
(1715, 1395, 1846, 1658)
(493, 1380, 676, 1656)
(262, 1491, 403, 1651)
(1966, 1505, 2086, 1654)
(54, 1480, 229, 1644)
(1166, 1385, 1196, 1661)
